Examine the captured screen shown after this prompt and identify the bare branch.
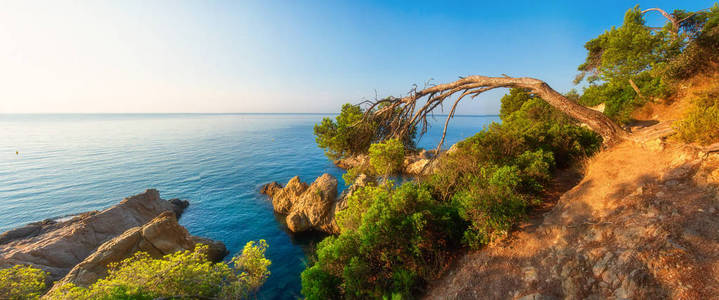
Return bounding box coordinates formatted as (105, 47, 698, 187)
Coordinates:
(363, 75, 628, 150)
(642, 8, 679, 35)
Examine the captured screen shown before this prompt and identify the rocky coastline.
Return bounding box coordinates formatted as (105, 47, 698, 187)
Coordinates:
(0, 189, 227, 290)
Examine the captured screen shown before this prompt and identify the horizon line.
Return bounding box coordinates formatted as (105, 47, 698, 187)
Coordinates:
(0, 112, 500, 117)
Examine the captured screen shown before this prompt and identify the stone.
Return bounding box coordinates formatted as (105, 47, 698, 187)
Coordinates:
(286, 211, 311, 232)
(261, 174, 340, 233)
(270, 176, 309, 214)
(334, 154, 369, 170)
(259, 181, 282, 197)
(405, 158, 431, 175)
(518, 293, 558, 300)
(0, 189, 189, 281)
(52, 211, 226, 289)
(522, 266, 538, 283)
(168, 198, 190, 218)
(592, 252, 613, 277)
(190, 236, 228, 262)
(614, 287, 630, 299)
(644, 138, 664, 152)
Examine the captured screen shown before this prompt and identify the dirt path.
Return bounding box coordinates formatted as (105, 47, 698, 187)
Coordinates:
(424, 119, 719, 299)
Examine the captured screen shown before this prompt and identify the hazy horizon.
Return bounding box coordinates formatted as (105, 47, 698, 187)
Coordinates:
(0, 0, 711, 114)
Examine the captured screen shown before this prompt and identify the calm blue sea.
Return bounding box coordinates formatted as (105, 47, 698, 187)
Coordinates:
(0, 113, 499, 299)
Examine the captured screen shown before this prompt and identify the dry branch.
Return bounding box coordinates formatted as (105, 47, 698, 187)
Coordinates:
(363, 75, 628, 153)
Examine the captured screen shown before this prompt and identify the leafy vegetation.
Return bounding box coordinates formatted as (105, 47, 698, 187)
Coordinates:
(302, 183, 464, 299)
(302, 88, 601, 298)
(314, 103, 377, 160)
(44, 241, 270, 300)
(0, 265, 47, 300)
(660, 4, 719, 82)
(429, 89, 599, 248)
(675, 83, 719, 145)
(575, 4, 719, 124)
(575, 6, 676, 123)
(314, 102, 416, 161)
(368, 138, 406, 177)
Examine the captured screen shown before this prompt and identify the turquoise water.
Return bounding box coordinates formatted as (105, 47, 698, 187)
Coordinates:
(0, 113, 498, 299)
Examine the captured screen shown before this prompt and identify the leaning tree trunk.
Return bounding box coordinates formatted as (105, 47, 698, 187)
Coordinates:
(363, 75, 627, 151)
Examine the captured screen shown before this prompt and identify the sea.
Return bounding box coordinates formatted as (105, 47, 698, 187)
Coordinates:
(0, 113, 499, 299)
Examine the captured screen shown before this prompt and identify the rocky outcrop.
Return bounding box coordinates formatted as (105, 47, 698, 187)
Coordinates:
(262, 173, 376, 234)
(334, 154, 369, 170)
(55, 211, 227, 288)
(287, 174, 338, 232)
(0, 189, 191, 281)
(271, 176, 309, 214)
(261, 174, 339, 233)
(334, 149, 440, 176)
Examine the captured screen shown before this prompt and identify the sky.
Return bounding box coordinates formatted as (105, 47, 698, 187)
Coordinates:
(0, 0, 714, 114)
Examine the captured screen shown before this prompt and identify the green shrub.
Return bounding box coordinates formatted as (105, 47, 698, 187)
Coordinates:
(314, 103, 417, 160)
(48, 241, 270, 300)
(452, 165, 528, 248)
(426, 88, 599, 250)
(675, 85, 719, 145)
(302, 183, 464, 299)
(369, 138, 405, 177)
(0, 265, 47, 300)
(314, 103, 377, 160)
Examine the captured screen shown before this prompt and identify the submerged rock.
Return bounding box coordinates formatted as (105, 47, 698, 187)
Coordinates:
(0, 189, 191, 281)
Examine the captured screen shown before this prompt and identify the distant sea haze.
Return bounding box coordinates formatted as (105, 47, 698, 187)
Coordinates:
(0, 113, 499, 299)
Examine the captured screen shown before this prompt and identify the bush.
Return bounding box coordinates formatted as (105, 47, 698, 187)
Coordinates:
(674, 84, 719, 145)
(426, 88, 599, 249)
(302, 183, 464, 299)
(0, 265, 47, 300)
(368, 138, 405, 177)
(314, 103, 376, 160)
(452, 165, 528, 248)
(48, 241, 270, 300)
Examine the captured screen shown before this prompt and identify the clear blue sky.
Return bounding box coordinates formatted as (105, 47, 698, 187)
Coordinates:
(0, 0, 713, 114)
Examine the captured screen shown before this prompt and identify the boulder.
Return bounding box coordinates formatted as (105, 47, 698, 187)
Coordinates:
(405, 158, 431, 175)
(0, 189, 189, 281)
(190, 236, 229, 262)
(259, 181, 282, 197)
(294, 174, 338, 227)
(333, 154, 369, 170)
(261, 174, 340, 234)
(54, 211, 227, 288)
(270, 176, 308, 214)
(168, 198, 190, 218)
(286, 211, 311, 232)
